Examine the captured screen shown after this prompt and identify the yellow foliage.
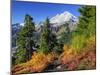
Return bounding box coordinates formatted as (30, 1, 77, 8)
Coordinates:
(28, 52, 48, 67)
(63, 44, 69, 51)
(47, 52, 57, 63)
(86, 36, 95, 46)
(12, 52, 56, 74)
(60, 45, 77, 64)
(82, 36, 96, 52)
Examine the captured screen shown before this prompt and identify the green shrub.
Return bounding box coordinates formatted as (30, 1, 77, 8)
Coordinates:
(71, 35, 86, 53)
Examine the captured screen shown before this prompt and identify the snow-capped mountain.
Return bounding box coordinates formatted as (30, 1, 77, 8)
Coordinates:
(36, 11, 78, 33)
(50, 11, 77, 25)
(50, 11, 78, 30)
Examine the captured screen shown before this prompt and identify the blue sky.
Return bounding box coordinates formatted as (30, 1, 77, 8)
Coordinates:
(12, 1, 81, 24)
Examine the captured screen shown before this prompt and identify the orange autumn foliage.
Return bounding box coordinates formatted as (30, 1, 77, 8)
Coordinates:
(12, 52, 56, 74)
(60, 36, 96, 70)
(60, 45, 77, 65)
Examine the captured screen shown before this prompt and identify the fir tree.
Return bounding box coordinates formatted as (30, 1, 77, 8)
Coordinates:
(38, 18, 59, 54)
(15, 14, 35, 64)
(76, 6, 96, 37)
(71, 6, 96, 51)
(59, 22, 71, 44)
(38, 18, 50, 53)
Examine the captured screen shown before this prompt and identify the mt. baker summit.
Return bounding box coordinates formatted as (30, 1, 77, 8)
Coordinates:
(50, 11, 78, 26)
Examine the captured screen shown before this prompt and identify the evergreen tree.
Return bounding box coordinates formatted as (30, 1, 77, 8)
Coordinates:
(71, 6, 96, 51)
(76, 6, 96, 37)
(38, 18, 59, 54)
(15, 14, 35, 64)
(38, 18, 50, 53)
(59, 22, 71, 45)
